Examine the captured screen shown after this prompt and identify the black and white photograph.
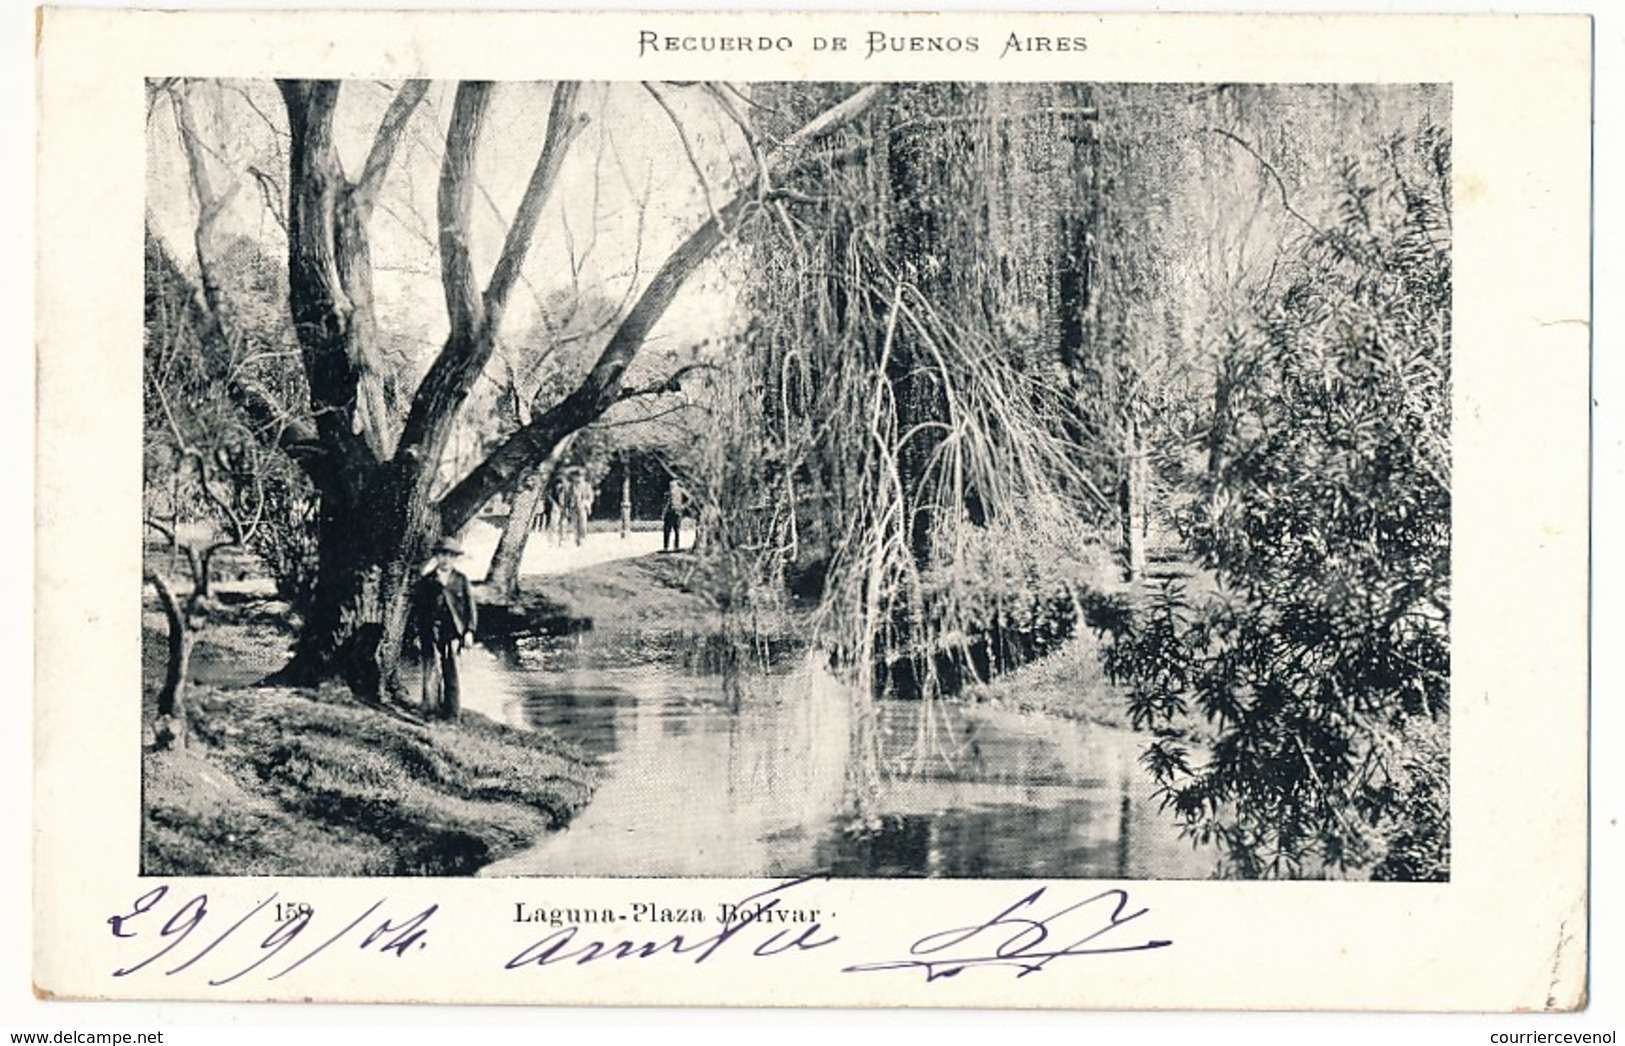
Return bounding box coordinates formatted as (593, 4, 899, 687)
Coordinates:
(31, 7, 1594, 1015)
(139, 77, 1452, 883)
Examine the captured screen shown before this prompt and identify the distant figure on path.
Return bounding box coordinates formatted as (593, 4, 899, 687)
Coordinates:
(532, 476, 553, 533)
(547, 475, 568, 546)
(413, 537, 477, 722)
(662, 480, 687, 552)
(567, 467, 594, 547)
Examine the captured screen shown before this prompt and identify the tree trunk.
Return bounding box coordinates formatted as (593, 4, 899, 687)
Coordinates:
(486, 461, 548, 601)
(887, 108, 944, 568)
(278, 479, 388, 689)
(253, 480, 422, 703)
(872, 84, 965, 701)
(485, 424, 578, 600)
(620, 464, 632, 540)
(1124, 418, 1148, 583)
(274, 80, 475, 702)
(266, 428, 445, 705)
(1209, 347, 1238, 484)
(373, 548, 421, 702)
(145, 570, 192, 749)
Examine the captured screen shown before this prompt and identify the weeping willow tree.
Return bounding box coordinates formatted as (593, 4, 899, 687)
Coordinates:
(679, 83, 1120, 809)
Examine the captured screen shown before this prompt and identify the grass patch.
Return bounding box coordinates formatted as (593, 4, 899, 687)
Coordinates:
(960, 629, 1135, 730)
(143, 680, 597, 877)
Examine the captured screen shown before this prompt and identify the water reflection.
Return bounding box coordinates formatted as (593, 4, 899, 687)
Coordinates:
(462, 636, 1213, 879)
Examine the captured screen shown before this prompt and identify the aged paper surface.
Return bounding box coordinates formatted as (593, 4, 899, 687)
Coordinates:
(34, 9, 1590, 1010)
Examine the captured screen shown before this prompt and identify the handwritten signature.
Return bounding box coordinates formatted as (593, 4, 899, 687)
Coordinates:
(843, 886, 1172, 981)
(106, 885, 437, 986)
(504, 876, 838, 970)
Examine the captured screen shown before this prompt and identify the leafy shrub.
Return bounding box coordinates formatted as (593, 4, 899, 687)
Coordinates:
(246, 462, 320, 612)
(1103, 132, 1451, 879)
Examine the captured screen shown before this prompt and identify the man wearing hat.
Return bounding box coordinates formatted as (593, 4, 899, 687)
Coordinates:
(412, 536, 478, 721)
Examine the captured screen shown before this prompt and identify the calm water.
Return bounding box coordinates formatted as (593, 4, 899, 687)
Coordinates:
(460, 634, 1215, 879)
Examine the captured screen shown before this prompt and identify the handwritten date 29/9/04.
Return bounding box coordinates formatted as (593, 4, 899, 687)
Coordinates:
(106, 885, 436, 987)
(843, 887, 1172, 982)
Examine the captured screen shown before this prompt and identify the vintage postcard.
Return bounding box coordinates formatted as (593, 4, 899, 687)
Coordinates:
(34, 9, 1591, 1009)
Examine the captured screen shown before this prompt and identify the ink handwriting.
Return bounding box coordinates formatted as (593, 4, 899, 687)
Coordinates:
(504, 876, 838, 970)
(106, 885, 436, 987)
(105, 879, 1170, 990)
(842, 886, 1171, 981)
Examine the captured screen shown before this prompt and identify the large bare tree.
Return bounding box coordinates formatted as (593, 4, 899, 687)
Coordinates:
(263, 79, 884, 701)
(270, 80, 585, 698)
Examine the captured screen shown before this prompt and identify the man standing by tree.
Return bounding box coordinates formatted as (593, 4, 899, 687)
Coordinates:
(413, 538, 478, 721)
(153, 78, 883, 704)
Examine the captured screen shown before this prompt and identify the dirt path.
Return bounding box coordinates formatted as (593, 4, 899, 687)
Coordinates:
(459, 520, 668, 581)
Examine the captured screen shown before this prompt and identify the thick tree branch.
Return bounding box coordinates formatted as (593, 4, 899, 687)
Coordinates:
(143, 567, 190, 723)
(169, 83, 241, 360)
(352, 80, 430, 219)
(437, 84, 887, 533)
(437, 189, 744, 533)
(778, 84, 884, 148)
(278, 79, 378, 485)
(480, 82, 586, 344)
(437, 82, 492, 345)
(400, 82, 585, 462)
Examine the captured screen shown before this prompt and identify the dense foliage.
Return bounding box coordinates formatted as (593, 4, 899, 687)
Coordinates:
(143, 228, 320, 610)
(1102, 132, 1452, 879)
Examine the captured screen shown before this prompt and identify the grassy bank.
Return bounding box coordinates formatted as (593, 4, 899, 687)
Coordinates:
(142, 549, 741, 878)
(960, 629, 1136, 730)
(144, 683, 596, 876)
(961, 564, 1221, 732)
(142, 608, 597, 877)
(515, 551, 813, 672)
(526, 551, 748, 632)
